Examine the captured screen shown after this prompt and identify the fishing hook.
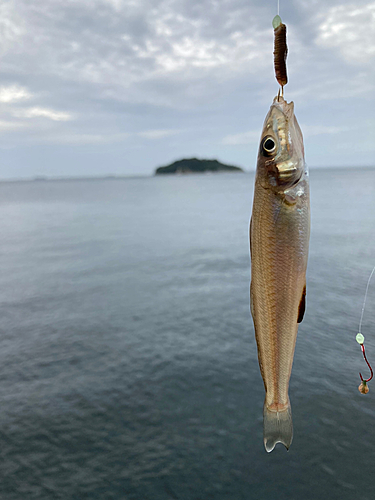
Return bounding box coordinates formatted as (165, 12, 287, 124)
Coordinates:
(359, 343, 373, 383)
(356, 265, 375, 392)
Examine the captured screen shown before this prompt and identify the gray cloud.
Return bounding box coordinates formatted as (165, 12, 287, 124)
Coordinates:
(0, 0, 374, 178)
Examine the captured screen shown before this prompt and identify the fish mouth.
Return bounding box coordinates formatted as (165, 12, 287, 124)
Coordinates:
(272, 95, 294, 121)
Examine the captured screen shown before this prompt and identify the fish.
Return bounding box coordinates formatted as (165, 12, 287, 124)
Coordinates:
(249, 95, 310, 452)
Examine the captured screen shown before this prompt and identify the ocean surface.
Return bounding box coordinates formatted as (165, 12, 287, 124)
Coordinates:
(0, 168, 374, 499)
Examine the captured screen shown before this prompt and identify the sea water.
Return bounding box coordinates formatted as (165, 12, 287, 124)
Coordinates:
(0, 168, 374, 499)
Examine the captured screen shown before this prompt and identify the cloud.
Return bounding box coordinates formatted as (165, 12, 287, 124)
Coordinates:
(315, 2, 375, 64)
(301, 125, 352, 137)
(0, 2, 26, 52)
(222, 130, 260, 145)
(0, 1, 271, 100)
(12, 107, 73, 121)
(34, 131, 130, 145)
(47, 128, 178, 145)
(138, 129, 180, 139)
(0, 0, 373, 176)
(222, 124, 350, 146)
(0, 119, 27, 130)
(0, 85, 32, 103)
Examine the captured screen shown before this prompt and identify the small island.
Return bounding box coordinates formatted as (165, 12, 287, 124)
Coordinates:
(155, 158, 244, 175)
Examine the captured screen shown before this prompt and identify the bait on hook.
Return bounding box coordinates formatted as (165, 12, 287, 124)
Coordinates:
(272, 15, 288, 97)
(356, 265, 375, 394)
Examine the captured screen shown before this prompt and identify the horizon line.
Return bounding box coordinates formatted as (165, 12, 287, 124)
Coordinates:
(0, 164, 374, 184)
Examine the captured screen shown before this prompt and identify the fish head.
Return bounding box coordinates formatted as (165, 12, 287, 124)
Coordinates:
(256, 96, 305, 192)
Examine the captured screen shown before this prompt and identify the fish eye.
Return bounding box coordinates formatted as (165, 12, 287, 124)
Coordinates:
(261, 136, 276, 156)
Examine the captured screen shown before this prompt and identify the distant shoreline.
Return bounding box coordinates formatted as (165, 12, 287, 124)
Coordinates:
(0, 165, 374, 184)
(0, 171, 249, 183)
(0, 174, 152, 184)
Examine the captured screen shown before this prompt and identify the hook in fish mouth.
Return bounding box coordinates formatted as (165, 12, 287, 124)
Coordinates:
(277, 86, 284, 101)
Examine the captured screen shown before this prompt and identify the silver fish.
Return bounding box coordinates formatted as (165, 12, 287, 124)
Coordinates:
(250, 95, 310, 452)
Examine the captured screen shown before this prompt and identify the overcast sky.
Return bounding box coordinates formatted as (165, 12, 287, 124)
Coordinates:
(0, 0, 374, 178)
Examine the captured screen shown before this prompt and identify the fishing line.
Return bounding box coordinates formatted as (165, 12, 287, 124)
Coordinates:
(358, 265, 375, 335)
(356, 265, 375, 394)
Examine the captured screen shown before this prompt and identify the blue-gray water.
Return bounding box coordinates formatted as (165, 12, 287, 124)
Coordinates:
(0, 169, 374, 499)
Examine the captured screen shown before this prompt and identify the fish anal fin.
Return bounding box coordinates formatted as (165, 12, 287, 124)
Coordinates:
(297, 284, 306, 323)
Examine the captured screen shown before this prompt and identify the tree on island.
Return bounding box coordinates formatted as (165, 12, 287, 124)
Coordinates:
(155, 158, 244, 175)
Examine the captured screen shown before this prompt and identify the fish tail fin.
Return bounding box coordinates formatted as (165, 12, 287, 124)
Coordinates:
(263, 400, 293, 453)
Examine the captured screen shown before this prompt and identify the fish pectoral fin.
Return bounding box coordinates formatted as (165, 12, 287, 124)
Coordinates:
(297, 284, 306, 323)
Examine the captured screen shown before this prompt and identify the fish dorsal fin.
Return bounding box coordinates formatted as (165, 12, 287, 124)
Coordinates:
(297, 284, 306, 323)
